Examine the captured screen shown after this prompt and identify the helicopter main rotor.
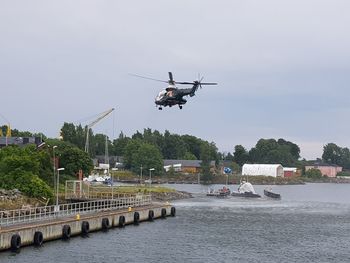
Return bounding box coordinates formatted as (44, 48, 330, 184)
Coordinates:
(130, 72, 217, 87)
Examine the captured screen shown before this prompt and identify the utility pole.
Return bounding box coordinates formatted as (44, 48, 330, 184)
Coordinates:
(149, 168, 155, 187)
(53, 145, 57, 196)
(140, 165, 143, 185)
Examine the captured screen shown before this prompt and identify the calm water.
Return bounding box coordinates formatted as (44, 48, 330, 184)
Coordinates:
(1, 183, 350, 263)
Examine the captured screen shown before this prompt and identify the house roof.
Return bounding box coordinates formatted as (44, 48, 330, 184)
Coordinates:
(306, 163, 342, 168)
(283, 167, 297, 172)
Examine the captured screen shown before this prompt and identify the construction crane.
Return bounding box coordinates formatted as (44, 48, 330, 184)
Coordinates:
(84, 108, 115, 154)
(0, 113, 11, 140)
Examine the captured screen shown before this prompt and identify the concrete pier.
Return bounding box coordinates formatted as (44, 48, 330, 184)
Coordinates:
(0, 204, 175, 251)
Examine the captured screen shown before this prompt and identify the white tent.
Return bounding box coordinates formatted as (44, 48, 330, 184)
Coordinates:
(242, 164, 284, 177)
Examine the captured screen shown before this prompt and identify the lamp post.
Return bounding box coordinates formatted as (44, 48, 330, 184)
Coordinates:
(140, 165, 143, 185)
(52, 145, 57, 195)
(56, 168, 65, 213)
(149, 168, 155, 187)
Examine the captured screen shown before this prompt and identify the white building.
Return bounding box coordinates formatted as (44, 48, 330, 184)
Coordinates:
(242, 164, 284, 177)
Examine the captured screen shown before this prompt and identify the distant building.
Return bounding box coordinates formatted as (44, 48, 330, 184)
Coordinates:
(305, 163, 342, 178)
(163, 160, 216, 174)
(283, 167, 299, 177)
(242, 164, 284, 177)
(0, 136, 43, 148)
(93, 155, 124, 170)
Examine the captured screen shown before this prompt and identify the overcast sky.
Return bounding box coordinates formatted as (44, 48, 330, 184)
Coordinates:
(1, 0, 349, 160)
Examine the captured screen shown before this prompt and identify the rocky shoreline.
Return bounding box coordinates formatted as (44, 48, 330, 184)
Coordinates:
(0, 189, 23, 201)
(0, 189, 44, 210)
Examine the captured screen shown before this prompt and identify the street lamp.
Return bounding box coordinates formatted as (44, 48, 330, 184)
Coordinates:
(149, 168, 155, 186)
(140, 165, 143, 185)
(56, 167, 65, 213)
(52, 146, 57, 194)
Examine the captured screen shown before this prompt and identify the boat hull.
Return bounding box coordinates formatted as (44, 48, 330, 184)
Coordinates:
(264, 189, 281, 199)
(207, 192, 230, 198)
(231, 191, 261, 198)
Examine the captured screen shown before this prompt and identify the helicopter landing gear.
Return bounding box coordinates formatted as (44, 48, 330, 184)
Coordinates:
(158, 107, 162, 110)
(179, 105, 183, 109)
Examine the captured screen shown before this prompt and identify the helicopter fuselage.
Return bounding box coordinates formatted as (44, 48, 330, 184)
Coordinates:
(155, 84, 199, 109)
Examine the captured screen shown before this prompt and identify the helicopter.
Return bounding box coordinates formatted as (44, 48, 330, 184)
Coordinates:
(132, 72, 217, 110)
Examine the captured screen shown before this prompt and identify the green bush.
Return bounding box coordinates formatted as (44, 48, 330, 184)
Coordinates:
(337, 171, 350, 177)
(0, 170, 53, 200)
(305, 168, 322, 179)
(27, 176, 54, 199)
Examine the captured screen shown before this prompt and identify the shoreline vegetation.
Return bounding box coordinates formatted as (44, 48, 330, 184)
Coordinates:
(111, 171, 350, 185)
(2, 127, 349, 212)
(2, 175, 350, 210)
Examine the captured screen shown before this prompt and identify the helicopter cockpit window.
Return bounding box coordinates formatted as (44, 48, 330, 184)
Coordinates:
(156, 90, 167, 101)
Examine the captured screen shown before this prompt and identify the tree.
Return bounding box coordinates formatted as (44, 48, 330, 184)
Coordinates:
(75, 124, 85, 149)
(340, 148, 350, 169)
(183, 152, 197, 160)
(91, 133, 112, 156)
(224, 152, 234, 161)
(60, 122, 77, 144)
(249, 138, 300, 166)
(124, 139, 143, 169)
(133, 143, 163, 176)
(10, 128, 33, 137)
(321, 143, 350, 169)
(200, 143, 212, 182)
(0, 145, 53, 199)
(162, 130, 187, 159)
(59, 147, 93, 177)
(46, 139, 93, 176)
(322, 143, 342, 164)
(277, 139, 300, 159)
(112, 132, 130, 156)
(124, 140, 163, 175)
(233, 145, 249, 166)
(208, 142, 220, 165)
(182, 135, 202, 159)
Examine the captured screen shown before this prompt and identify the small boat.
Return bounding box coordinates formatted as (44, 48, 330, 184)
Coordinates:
(264, 189, 281, 199)
(231, 181, 261, 198)
(207, 186, 231, 198)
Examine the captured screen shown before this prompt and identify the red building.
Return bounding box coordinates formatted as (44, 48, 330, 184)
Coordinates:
(283, 167, 298, 177)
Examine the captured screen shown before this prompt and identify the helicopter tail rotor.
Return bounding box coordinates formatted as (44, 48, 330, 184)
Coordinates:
(198, 74, 204, 89)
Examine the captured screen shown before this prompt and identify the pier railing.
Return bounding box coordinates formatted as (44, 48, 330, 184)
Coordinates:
(0, 194, 152, 227)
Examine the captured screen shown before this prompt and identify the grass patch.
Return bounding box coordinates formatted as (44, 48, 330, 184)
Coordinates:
(89, 185, 176, 194)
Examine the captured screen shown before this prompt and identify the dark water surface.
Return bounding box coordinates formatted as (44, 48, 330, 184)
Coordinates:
(1, 183, 350, 263)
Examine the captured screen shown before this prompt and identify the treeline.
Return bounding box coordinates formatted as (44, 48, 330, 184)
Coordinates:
(3, 122, 350, 198)
(231, 138, 301, 168)
(61, 123, 220, 176)
(61, 123, 219, 160)
(0, 125, 46, 139)
(231, 140, 350, 175)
